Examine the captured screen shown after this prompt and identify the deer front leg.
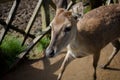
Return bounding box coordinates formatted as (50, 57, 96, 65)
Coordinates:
(57, 52, 75, 80)
(93, 52, 100, 80)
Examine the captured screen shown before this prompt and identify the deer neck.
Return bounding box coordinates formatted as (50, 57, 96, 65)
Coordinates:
(67, 26, 81, 57)
(69, 27, 80, 49)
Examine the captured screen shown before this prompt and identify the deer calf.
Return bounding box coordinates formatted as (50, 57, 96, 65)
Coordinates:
(45, 4, 120, 80)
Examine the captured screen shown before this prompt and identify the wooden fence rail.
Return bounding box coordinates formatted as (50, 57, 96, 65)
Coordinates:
(0, 0, 94, 73)
(22, 0, 43, 46)
(0, 0, 21, 44)
(0, 0, 61, 72)
(0, 19, 35, 39)
(1, 0, 119, 74)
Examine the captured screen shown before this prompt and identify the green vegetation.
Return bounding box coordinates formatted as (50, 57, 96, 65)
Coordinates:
(0, 34, 50, 66)
(84, 6, 91, 14)
(37, 36, 50, 53)
(28, 35, 50, 59)
(0, 35, 26, 66)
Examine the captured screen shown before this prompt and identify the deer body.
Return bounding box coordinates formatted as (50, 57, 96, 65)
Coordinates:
(72, 4, 120, 57)
(46, 4, 120, 80)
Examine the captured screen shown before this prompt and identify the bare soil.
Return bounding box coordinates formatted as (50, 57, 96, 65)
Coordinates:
(1, 44, 120, 80)
(0, 0, 43, 35)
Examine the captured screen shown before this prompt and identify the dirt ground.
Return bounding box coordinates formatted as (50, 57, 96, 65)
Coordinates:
(1, 43, 120, 80)
(0, 1, 120, 80)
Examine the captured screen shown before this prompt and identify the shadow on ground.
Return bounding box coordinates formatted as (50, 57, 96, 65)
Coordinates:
(1, 54, 65, 80)
(1, 44, 120, 80)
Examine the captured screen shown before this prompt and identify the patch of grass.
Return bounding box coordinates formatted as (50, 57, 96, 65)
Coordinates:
(37, 35, 50, 52)
(28, 35, 50, 59)
(0, 35, 26, 66)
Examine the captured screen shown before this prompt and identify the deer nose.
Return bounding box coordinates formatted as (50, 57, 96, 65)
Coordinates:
(45, 48, 55, 57)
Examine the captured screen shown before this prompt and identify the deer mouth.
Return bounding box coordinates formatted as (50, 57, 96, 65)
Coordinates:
(45, 48, 55, 58)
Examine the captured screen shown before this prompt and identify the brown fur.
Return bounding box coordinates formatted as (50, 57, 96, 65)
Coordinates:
(77, 4, 120, 52)
(46, 4, 120, 80)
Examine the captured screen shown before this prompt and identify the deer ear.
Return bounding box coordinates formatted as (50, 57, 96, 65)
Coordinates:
(64, 11, 72, 17)
(56, 8, 65, 15)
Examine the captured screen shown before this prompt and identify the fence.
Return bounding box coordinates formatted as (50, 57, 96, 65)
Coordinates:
(0, 0, 79, 71)
(0, 0, 119, 73)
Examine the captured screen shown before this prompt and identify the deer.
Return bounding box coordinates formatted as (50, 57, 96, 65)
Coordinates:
(45, 4, 120, 80)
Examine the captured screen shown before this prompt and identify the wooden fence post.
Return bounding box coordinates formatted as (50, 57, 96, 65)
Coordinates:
(41, 0, 50, 30)
(10, 26, 51, 70)
(0, 0, 21, 44)
(49, 0, 56, 10)
(0, 19, 35, 39)
(22, 0, 43, 46)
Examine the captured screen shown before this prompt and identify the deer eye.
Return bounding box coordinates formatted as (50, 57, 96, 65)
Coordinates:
(64, 26, 71, 32)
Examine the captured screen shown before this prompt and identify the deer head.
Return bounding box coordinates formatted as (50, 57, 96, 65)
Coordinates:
(45, 8, 77, 57)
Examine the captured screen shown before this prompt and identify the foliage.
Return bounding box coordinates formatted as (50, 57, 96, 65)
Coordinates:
(28, 35, 50, 59)
(0, 35, 26, 66)
(37, 35, 50, 52)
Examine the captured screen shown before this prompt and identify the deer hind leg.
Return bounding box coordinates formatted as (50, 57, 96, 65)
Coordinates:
(103, 39, 120, 69)
(93, 52, 100, 80)
(57, 52, 75, 80)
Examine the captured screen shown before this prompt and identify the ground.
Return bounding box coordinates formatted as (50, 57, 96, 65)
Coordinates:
(1, 44, 120, 80)
(0, 1, 120, 80)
